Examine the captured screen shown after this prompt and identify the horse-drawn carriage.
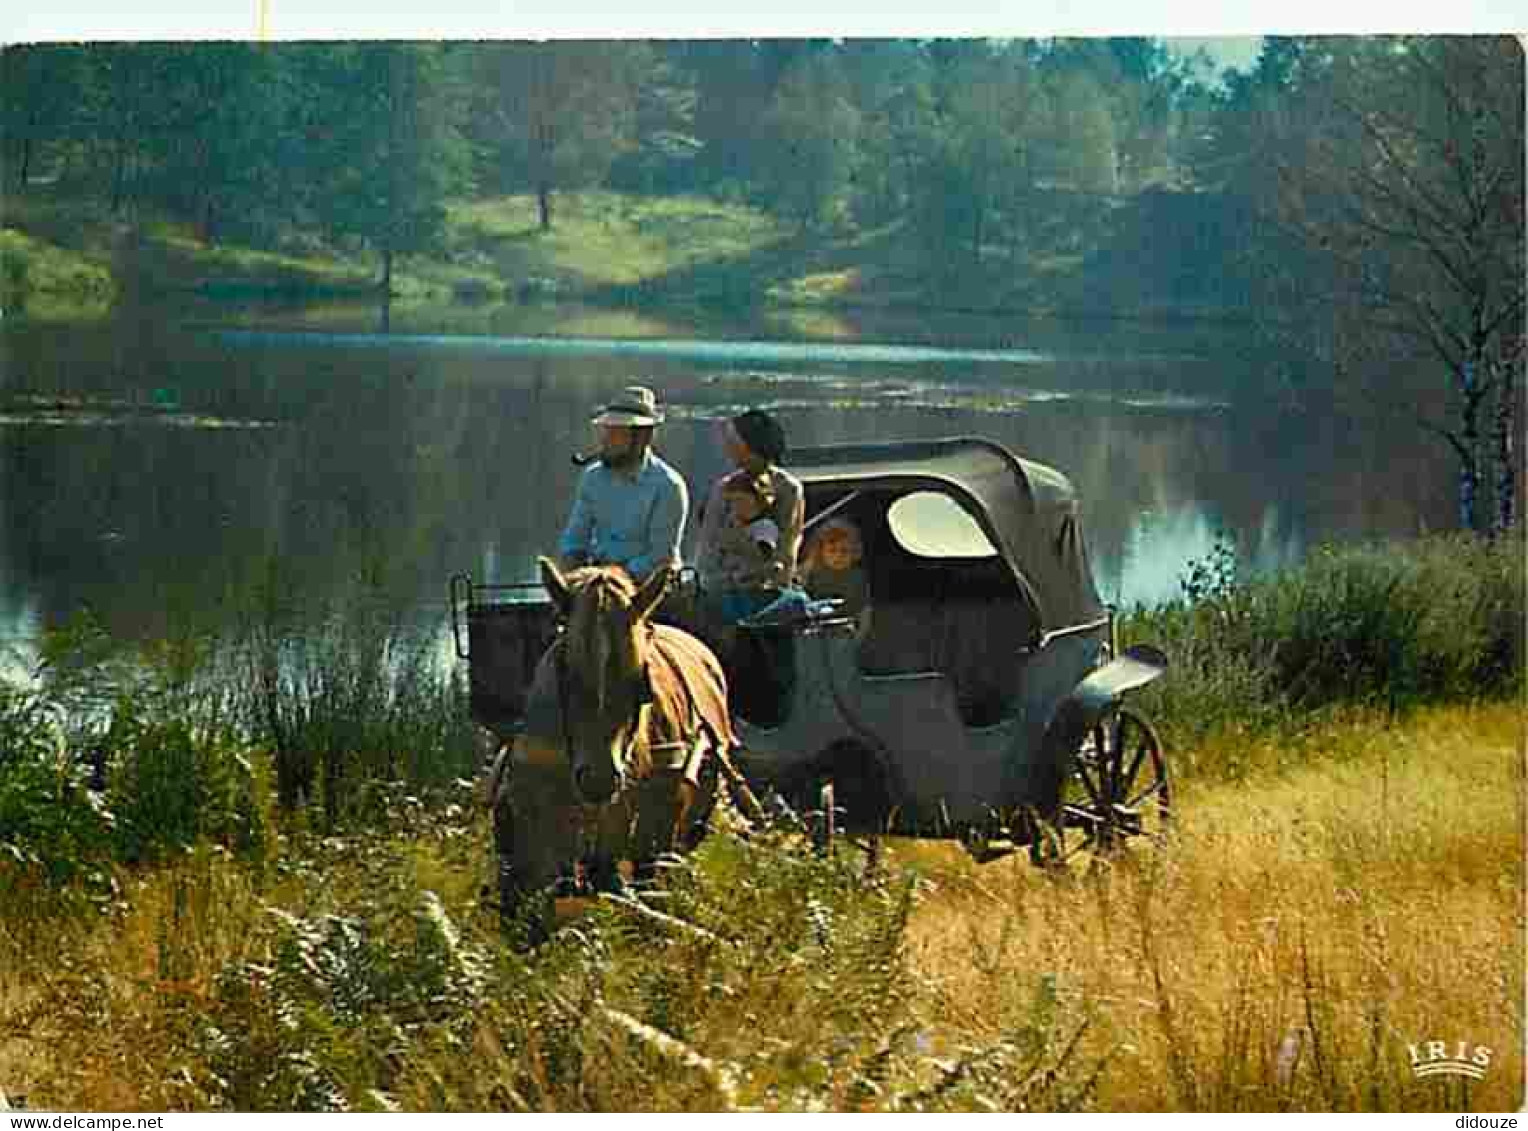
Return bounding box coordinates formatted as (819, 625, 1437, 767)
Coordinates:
(450, 437, 1171, 925)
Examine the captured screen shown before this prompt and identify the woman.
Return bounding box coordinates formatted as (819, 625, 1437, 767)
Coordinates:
(694, 409, 805, 621)
(693, 411, 805, 724)
(705, 468, 784, 624)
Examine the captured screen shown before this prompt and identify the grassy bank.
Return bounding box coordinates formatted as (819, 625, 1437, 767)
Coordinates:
(1, 189, 799, 318)
(1, 534, 1523, 1111)
(0, 227, 116, 318)
(1120, 532, 1524, 780)
(0, 188, 1166, 324)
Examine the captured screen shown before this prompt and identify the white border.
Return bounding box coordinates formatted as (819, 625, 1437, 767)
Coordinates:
(2, 0, 1524, 44)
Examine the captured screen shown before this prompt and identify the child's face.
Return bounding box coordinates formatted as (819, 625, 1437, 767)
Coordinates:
(726, 489, 764, 525)
(818, 528, 859, 571)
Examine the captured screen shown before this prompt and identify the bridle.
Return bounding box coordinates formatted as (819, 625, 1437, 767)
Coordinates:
(553, 632, 646, 802)
(551, 616, 719, 893)
(554, 615, 705, 801)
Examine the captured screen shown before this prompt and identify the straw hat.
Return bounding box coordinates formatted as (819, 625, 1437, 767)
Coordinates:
(592, 385, 665, 427)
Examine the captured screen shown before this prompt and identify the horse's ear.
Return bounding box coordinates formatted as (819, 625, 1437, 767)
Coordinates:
(539, 556, 571, 614)
(631, 565, 672, 623)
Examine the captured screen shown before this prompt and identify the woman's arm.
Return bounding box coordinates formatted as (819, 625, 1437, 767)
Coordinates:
(768, 471, 806, 585)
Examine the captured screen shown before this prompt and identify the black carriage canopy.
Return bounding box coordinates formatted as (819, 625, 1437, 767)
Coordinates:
(785, 437, 1106, 640)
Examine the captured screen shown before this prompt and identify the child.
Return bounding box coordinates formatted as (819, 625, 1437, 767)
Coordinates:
(706, 469, 785, 625)
(727, 472, 781, 564)
(799, 516, 872, 637)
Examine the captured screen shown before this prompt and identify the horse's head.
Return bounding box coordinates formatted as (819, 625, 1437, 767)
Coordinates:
(540, 556, 672, 804)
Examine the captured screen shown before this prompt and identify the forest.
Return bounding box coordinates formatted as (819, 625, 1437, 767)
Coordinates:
(2, 36, 1523, 532)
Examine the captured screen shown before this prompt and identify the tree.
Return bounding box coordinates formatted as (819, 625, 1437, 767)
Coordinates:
(1034, 60, 1119, 194)
(306, 44, 471, 290)
(474, 42, 648, 231)
(1263, 37, 1524, 534)
(677, 39, 830, 194)
(837, 40, 936, 227)
(756, 52, 861, 231)
(76, 44, 178, 214)
(911, 43, 1043, 268)
(143, 43, 280, 245)
(0, 45, 89, 191)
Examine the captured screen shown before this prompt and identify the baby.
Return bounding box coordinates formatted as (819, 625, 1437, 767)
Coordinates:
(724, 471, 780, 564)
(708, 469, 784, 624)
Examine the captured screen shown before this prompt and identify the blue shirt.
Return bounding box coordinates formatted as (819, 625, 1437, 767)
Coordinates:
(558, 450, 689, 581)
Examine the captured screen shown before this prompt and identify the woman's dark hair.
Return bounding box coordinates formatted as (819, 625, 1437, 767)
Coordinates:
(731, 409, 787, 464)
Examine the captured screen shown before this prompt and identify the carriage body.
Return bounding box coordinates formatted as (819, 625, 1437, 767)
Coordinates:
(452, 436, 1169, 862)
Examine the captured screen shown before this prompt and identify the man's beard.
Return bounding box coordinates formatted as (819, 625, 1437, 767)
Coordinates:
(601, 444, 641, 470)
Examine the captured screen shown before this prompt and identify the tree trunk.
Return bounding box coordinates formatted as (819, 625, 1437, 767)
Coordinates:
(1495, 366, 1517, 535)
(111, 140, 128, 213)
(1458, 361, 1484, 533)
(537, 181, 553, 231)
(380, 245, 395, 295)
(17, 136, 31, 191)
(201, 195, 218, 247)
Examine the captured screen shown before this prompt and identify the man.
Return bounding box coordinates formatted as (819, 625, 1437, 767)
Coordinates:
(558, 385, 688, 584)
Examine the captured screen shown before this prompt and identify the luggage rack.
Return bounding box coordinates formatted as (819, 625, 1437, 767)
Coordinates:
(449, 574, 560, 737)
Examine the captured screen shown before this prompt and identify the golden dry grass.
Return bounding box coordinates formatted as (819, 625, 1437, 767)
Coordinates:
(898, 701, 1526, 1110)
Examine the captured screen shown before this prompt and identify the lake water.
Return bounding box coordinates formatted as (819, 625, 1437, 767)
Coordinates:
(0, 299, 1456, 664)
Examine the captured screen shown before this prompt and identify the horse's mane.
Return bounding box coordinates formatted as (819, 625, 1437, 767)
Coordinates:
(562, 566, 635, 707)
(560, 566, 654, 778)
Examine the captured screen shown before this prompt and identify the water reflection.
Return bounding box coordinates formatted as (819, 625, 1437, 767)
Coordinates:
(0, 304, 1458, 664)
(1103, 503, 1305, 610)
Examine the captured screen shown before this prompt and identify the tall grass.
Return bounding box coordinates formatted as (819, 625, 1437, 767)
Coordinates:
(3, 702, 1519, 1111)
(1, 533, 1521, 1111)
(242, 591, 480, 828)
(0, 585, 478, 899)
(1121, 532, 1524, 777)
(901, 702, 1524, 1112)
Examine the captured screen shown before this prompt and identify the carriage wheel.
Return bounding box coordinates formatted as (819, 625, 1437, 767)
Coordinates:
(1037, 705, 1172, 865)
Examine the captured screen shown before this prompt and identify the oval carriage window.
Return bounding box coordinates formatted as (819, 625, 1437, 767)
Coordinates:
(885, 491, 999, 559)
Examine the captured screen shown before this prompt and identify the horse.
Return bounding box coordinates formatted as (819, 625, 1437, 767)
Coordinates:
(487, 557, 739, 942)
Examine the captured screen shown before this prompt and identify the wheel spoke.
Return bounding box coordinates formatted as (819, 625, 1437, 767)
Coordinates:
(1052, 706, 1173, 865)
(1120, 733, 1150, 795)
(1072, 755, 1105, 808)
(1095, 722, 1120, 798)
(1074, 733, 1104, 790)
(1125, 775, 1168, 810)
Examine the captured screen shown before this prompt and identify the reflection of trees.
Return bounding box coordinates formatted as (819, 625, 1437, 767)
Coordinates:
(1207, 37, 1524, 535)
(2, 317, 1474, 652)
(767, 397, 1457, 597)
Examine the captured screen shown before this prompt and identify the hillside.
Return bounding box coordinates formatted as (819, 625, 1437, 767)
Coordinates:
(0, 188, 1246, 325)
